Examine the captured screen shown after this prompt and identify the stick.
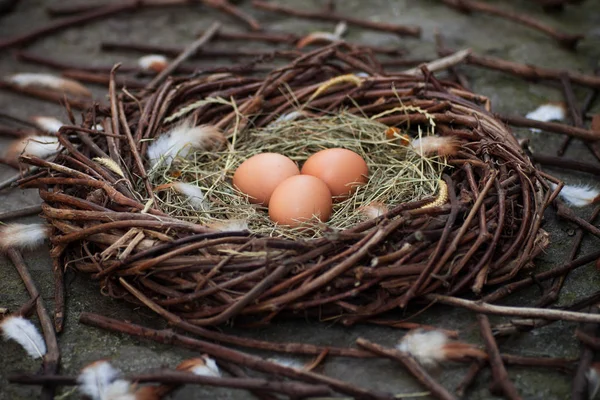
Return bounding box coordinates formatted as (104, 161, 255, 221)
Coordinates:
(0, 204, 42, 221)
(7, 249, 60, 400)
(426, 293, 600, 323)
(251, 0, 421, 38)
(146, 21, 221, 91)
(9, 371, 332, 398)
(356, 338, 457, 400)
(0, 3, 138, 51)
(441, 0, 583, 49)
(201, 0, 261, 31)
(79, 313, 393, 400)
(497, 114, 600, 141)
(572, 308, 599, 400)
(532, 153, 600, 176)
(440, 49, 600, 89)
(477, 314, 521, 399)
(401, 49, 471, 76)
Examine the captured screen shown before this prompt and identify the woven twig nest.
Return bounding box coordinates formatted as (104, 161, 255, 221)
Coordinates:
(23, 44, 551, 327)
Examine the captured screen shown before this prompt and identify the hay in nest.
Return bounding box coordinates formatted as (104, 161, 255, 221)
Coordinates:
(149, 111, 446, 239)
(22, 43, 552, 328)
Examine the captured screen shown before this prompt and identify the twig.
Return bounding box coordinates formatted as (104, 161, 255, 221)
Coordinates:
(477, 314, 521, 399)
(441, 0, 583, 49)
(0, 3, 138, 51)
(456, 361, 485, 397)
(9, 371, 332, 398)
(79, 313, 393, 400)
(356, 338, 457, 400)
(439, 49, 600, 89)
(251, 0, 421, 37)
(7, 249, 60, 400)
(401, 49, 471, 76)
(146, 22, 221, 91)
(532, 153, 600, 176)
(497, 114, 600, 141)
(0, 204, 42, 221)
(572, 307, 599, 400)
(426, 293, 600, 323)
(201, 0, 261, 31)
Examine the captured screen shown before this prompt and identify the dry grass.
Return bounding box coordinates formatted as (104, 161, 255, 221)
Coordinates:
(148, 111, 447, 239)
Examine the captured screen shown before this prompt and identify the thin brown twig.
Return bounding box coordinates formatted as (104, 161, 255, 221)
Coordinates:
(441, 0, 583, 49)
(356, 338, 457, 400)
(7, 249, 60, 400)
(79, 312, 394, 400)
(251, 0, 421, 37)
(0, 3, 138, 51)
(9, 371, 332, 397)
(427, 293, 600, 323)
(0, 205, 42, 221)
(477, 314, 521, 399)
(146, 21, 222, 91)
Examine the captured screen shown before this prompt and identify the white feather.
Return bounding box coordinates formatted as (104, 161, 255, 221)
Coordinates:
(147, 122, 225, 168)
(0, 223, 49, 252)
(587, 366, 600, 400)
(7, 73, 91, 97)
(208, 219, 249, 232)
(267, 357, 304, 369)
(359, 202, 388, 219)
(103, 380, 136, 400)
(77, 360, 121, 400)
(30, 116, 64, 133)
(172, 182, 207, 211)
(552, 183, 600, 207)
(272, 111, 307, 125)
(138, 54, 168, 72)
(1, 316, 46, 359)
(410, 135, 459, 157)
(190, 356, 221, 377)
(9, 135, 62, 159)
(525, 103, 565, 132)
(397, 329, 448, 367)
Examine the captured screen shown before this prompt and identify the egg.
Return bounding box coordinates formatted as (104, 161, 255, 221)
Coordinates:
(301, 148, 368, 199)
(268, 175, 332, 227)
(233, 153, 299, 205)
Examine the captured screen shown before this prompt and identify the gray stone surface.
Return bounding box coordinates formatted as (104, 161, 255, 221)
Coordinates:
(1, 0, 600, 399)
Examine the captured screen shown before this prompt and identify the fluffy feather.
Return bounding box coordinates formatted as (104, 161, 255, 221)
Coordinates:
(93, 157, 125, 178)
(1, 316, 46, 359)
(172, 182, 207, 211)
(267, 357, 305, 369)
(0, 223, 49, 252)
(178, 355, 220, 377)
(103, 380, 136, 400)
(359, 202, 388, 219)
(138, 55, 168, 73)
(397, 329, 448, 367)
(525, 103, 565, 127)
(296, 22, 346, 48)
(553, 183, 600, 207)
(5, 135, 62, 163)
(77, 360, 122, 400)
(587, 364, 600, 400)
(208, 219, 249, 232)
(410, 135, 460, 158)
(30, 116, 64, 133)
(147, 122, 226, 167)
(7, 73, 92, 97)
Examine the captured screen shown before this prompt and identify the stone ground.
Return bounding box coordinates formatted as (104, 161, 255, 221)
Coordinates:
(1, 0, 600, 399)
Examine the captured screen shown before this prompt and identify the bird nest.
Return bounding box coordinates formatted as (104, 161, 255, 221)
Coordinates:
(21, 45, 551, 327)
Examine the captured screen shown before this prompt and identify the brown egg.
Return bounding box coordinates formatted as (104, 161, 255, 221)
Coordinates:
(268, 175, 332, 227)
(301, 148, 368, 199)
(233, 153, 299, 205)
